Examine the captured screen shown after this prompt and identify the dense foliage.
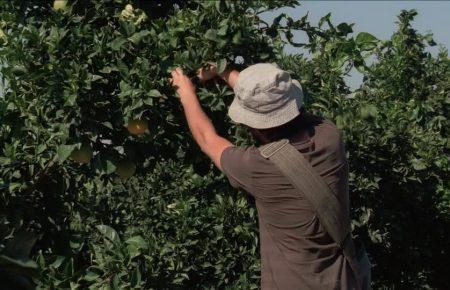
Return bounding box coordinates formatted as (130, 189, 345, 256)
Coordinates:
(0, 1, 448, 289)
(278, 10, 449, 289)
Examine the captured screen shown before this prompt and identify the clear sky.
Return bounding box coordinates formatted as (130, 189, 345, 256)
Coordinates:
(261, 1, 450, 89)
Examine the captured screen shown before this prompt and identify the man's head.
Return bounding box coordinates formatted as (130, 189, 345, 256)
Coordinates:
(228, 63, 304, 143)
(248, 112, 307, 144)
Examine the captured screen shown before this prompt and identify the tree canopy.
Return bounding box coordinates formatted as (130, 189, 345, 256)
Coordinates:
(0, 1, 448, 289)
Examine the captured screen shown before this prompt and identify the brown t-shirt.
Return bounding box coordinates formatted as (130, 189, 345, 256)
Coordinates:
(220, 118, 357, 290)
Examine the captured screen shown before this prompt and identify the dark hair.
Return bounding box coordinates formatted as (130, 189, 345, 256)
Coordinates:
(250, 108, 322, 144)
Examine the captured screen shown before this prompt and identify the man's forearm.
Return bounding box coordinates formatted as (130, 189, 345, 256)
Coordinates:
(171, 66, 232, 171)
(180, 93, 217, 151)
(220, 68, 240, 88)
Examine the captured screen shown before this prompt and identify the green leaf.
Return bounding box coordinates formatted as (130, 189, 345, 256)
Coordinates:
(126, 236, 148, 249)
(111, 275, 120, 290)
(105, 159, 116, 174)
(36, 144, 47, 154)
(0, 255, 39, 277)
(65, 94, 77, 106)
(110, 37, 127, 51)
(411, 158, 427, 171)
(356, 32, 378, 43)
(91, 74, 103, 82)
(318, 12, 331, 28)
(260, 52, 270, 60)
(96, 225, 121, 246)
(50, 256, 65, 269)
(131, 268, 142, 288)
(128, 30, 151, 44)
(57, 144, 77, 164)
(232, 31, 242, 45)
(337, 23, 353, 35)
(126, 236, 148, 258)
(8, 183, 21, 191)
(99, 66, 117, 74)
(102, 122, 113, 129)
(148, 89, 162, 97)
(216, 59, 227, 75)
(424, 34, 436, 46)
(217, 23, 229, 36)
(83, 271, 100, 282)
(356, 32, 378, 51)
(205, 29, 219, 42)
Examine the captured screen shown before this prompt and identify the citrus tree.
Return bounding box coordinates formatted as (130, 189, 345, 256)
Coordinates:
(1, 1, 448, 289)
(279, 10, 449, 289)
(0, 0, 297, 288)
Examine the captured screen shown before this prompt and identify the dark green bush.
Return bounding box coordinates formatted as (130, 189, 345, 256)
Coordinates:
(35, 161, 259, 289)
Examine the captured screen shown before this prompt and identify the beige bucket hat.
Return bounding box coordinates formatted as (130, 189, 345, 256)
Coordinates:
(228, 63, 303, 129)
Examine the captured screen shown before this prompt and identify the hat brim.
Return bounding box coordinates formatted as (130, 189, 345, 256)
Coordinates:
(228, 80, 303, 129)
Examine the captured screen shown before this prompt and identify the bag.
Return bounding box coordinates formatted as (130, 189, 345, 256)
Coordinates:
(258, 139, 371, 290)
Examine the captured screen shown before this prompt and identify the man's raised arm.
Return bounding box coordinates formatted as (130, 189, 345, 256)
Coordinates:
(170, 68, 233, 171)
(197, 65, 240, 88)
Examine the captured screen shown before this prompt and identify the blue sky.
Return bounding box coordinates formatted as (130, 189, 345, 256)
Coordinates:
(262, 1, 450, 89)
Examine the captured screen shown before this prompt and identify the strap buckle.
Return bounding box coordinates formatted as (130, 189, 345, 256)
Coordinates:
(259, 139, 290, 159)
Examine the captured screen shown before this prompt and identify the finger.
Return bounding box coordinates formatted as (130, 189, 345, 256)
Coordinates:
(196, 68, 204, 78)
(168, 77, 173, 84)
(176, 67, 184, 75)
(209, 65, 217, 73)
(171, 70, 178, 77)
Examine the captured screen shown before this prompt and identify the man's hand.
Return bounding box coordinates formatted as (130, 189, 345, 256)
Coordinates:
(197, 64, 218, 82)
(197, 64, 240, 89)
(170, 67, 196, 102)
(169, 67, 233, 172)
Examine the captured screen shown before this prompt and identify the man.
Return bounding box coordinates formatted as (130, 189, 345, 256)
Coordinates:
(170, 63, 356, 289)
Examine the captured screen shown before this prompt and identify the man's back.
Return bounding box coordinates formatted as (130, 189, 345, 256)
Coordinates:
(221, 115, 356, 290)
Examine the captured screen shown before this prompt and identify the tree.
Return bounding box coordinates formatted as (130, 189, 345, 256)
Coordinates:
(0, 0, 296, 288)
(280, 9, 449, 289)
(1, 1, 448, 289)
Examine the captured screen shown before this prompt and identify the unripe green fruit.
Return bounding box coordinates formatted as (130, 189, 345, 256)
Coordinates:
(70, 143, 93, 164)
(0, 28, 7, 44)
(53, 0, 68, 11)
(360, 104, 378, 120)
(11, 66, 27, 76)
(115, 160, 136, 179)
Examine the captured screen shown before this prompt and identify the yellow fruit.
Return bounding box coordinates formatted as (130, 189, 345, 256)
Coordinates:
(70, 143, 92, 164)
(126, 119, 148, 135)
(360, 105, 378, 120)
(53, 0, 68, 11)
(0, 28, 7, 44)
(125, 4, 133, 12)
(121, 4, 134, 19)
(115, 160, 136, 179)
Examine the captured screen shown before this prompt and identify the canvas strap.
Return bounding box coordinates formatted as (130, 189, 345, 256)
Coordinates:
(258, 139, 363, 289)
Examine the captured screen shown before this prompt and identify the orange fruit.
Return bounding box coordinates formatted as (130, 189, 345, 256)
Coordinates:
(70, 143, 93, 164)
(126, 119, 148, 135)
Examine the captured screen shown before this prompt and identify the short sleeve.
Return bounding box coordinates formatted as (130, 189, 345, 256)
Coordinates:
(220, 146, 255, 193)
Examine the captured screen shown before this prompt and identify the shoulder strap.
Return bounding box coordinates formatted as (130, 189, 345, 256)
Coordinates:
(259, 139, 365, 289)
(259, 139, 351, 246)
